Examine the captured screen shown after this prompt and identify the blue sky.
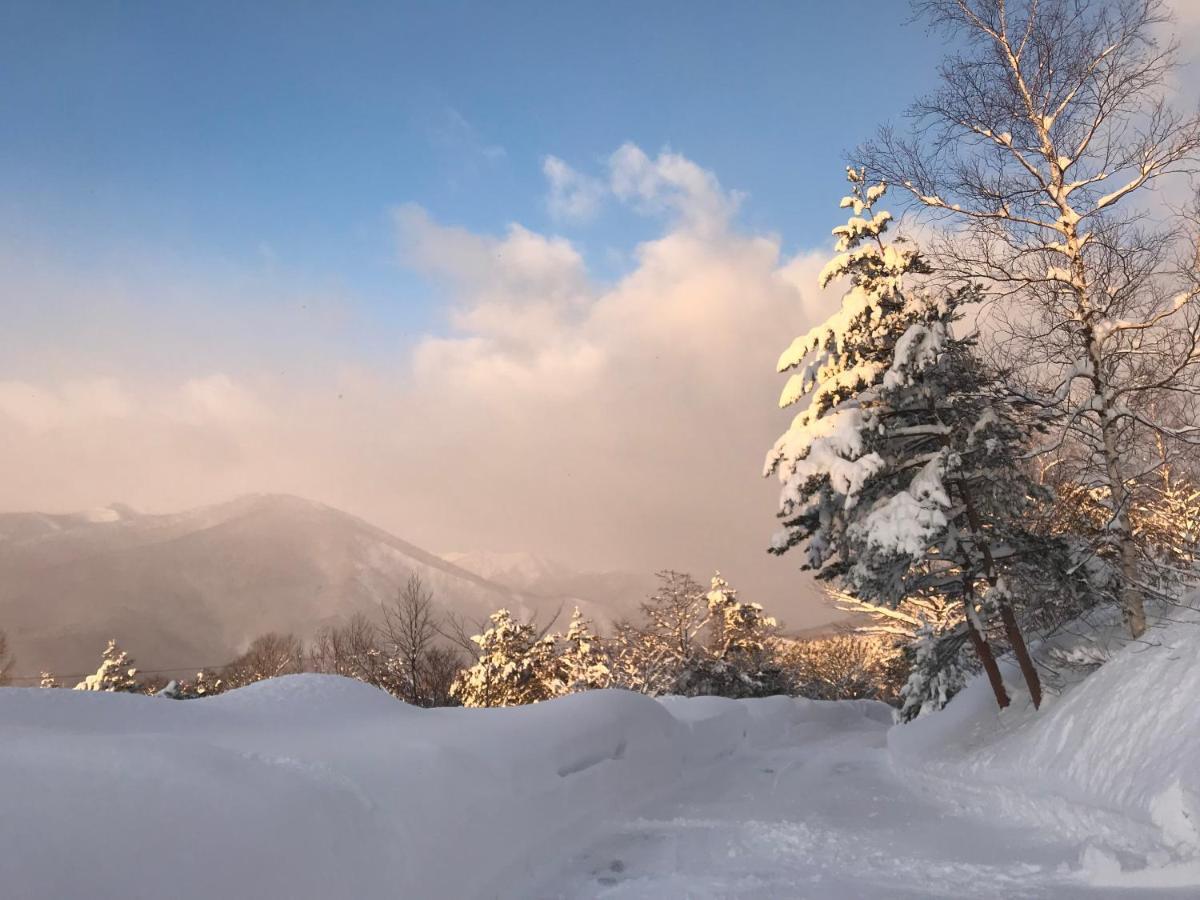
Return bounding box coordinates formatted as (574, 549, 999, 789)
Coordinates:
(1, 0, 940, 336)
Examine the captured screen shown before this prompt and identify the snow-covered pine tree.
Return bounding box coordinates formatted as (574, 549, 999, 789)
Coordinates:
(897, 624, 972, 723)
(74, 639, 139, 692)
(449, 609, 562, 707)
(767, 170, 1050, 714)
(558, 607, 611, 693)
(39, 672, 58, 689)
(765, 168, 930, 573)
(846, 303, 1056, 710)
(686, 573, 784, 698)
(706, 573, 776, 660)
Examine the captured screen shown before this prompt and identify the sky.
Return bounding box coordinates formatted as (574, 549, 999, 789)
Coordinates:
(2, 1, 1198, 626)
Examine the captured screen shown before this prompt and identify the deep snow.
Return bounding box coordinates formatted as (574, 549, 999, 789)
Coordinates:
(2, 613, 1199, 900)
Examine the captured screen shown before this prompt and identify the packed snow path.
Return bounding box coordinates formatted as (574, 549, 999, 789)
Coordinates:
(537, 703, 1192, 899)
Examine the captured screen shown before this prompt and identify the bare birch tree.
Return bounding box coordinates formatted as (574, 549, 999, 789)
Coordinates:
(864, 0, 1200, 636)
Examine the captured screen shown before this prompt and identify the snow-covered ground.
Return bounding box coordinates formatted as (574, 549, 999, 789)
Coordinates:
(2, 615, 1199, 899)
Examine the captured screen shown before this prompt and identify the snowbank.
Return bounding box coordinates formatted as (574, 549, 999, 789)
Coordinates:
(0, 677, 885, 900)
(889, 603, 1200, 885)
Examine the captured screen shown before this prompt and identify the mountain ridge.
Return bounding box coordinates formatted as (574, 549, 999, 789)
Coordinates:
(0, 494, 632, 680)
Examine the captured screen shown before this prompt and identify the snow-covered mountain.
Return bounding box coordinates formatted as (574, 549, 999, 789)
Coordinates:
(0, 494, 616, 679)
(440, 549, 651, 621)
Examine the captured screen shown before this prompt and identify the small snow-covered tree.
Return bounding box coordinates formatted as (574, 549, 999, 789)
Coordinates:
(897, 624, 972, 723)
(157, 670, 223, 699)
(610, 571, 711, 695)
(686, 573, 785, 698)
(558, 607, 611, 693)
(706, 573, 777, 661)
(39, 671, 58, 689)
(74, 639, 139, 692)
(686, 573, 787, 700)
(450, 609, 561, 707)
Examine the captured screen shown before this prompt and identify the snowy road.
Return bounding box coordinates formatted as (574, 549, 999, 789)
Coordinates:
(535, 705, 1189, 899)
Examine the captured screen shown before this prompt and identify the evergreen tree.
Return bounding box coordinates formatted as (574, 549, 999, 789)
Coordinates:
(38, 672, 58, 689)
(897, 624, 971, 723)
(767, 171, 1051, 714)
(450, 609, 561, 707)
(682, 573, 785, 698)
(74, 639, 139, 692)
(558, 607, 611, 693)
(705, 572, 777, 663)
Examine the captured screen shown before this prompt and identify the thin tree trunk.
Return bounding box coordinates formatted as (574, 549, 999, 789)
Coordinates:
(958, 484, 1042, 708)
(997, 602, 1041, 709)
(963, 583, 1009, 711)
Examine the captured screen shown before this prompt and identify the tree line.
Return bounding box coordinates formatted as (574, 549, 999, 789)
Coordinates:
(11, 570, 906, 708)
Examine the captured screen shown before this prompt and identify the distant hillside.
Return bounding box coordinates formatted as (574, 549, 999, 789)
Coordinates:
(0, 495, 616, 680)
(440, 550, 651, 622)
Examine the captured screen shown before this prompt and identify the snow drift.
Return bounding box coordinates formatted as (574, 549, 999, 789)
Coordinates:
(0, 677, 884, 900)
(889, 603, 1200, 886)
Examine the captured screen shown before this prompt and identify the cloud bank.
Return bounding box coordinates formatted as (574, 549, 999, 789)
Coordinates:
(0, 145, 837, 624)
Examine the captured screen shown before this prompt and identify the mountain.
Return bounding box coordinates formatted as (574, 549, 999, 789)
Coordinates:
(440, 550, 652, 620)
(0, 494, 615, 682)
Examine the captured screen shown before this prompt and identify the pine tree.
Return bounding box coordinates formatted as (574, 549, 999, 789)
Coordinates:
(765, 168, 930, 574)
(74, 639, 139, 692)
(767, 171, 1051, 714)
(558, 607, 611, 693)
(897, 624, 971, 723)
(39, 672, 58, 689)
(450, 609, 562, 707)
(706, 572, 777, 663)
(684, 573, 784, 698)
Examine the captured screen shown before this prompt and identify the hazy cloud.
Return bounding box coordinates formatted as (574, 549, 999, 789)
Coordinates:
(0, 144, 838, 624)
(543, 156, 606, 223)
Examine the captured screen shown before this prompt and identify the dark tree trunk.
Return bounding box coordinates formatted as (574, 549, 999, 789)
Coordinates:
(963, 598, 1009, 711)
(958, 484, 1041, 709)
(997, 601, 1042, 709)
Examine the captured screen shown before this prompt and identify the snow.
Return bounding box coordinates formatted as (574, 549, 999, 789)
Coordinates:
(766, 405, 884, 506)
(890, 601, 1200, 891)
(882, 321, 946, 389)
(850, 452, 951, 557)
(5, 619, 1200, 898)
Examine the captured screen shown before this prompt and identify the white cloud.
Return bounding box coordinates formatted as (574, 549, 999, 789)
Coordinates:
(608, 143, 743, 234)
(543, 156, 606, 223)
